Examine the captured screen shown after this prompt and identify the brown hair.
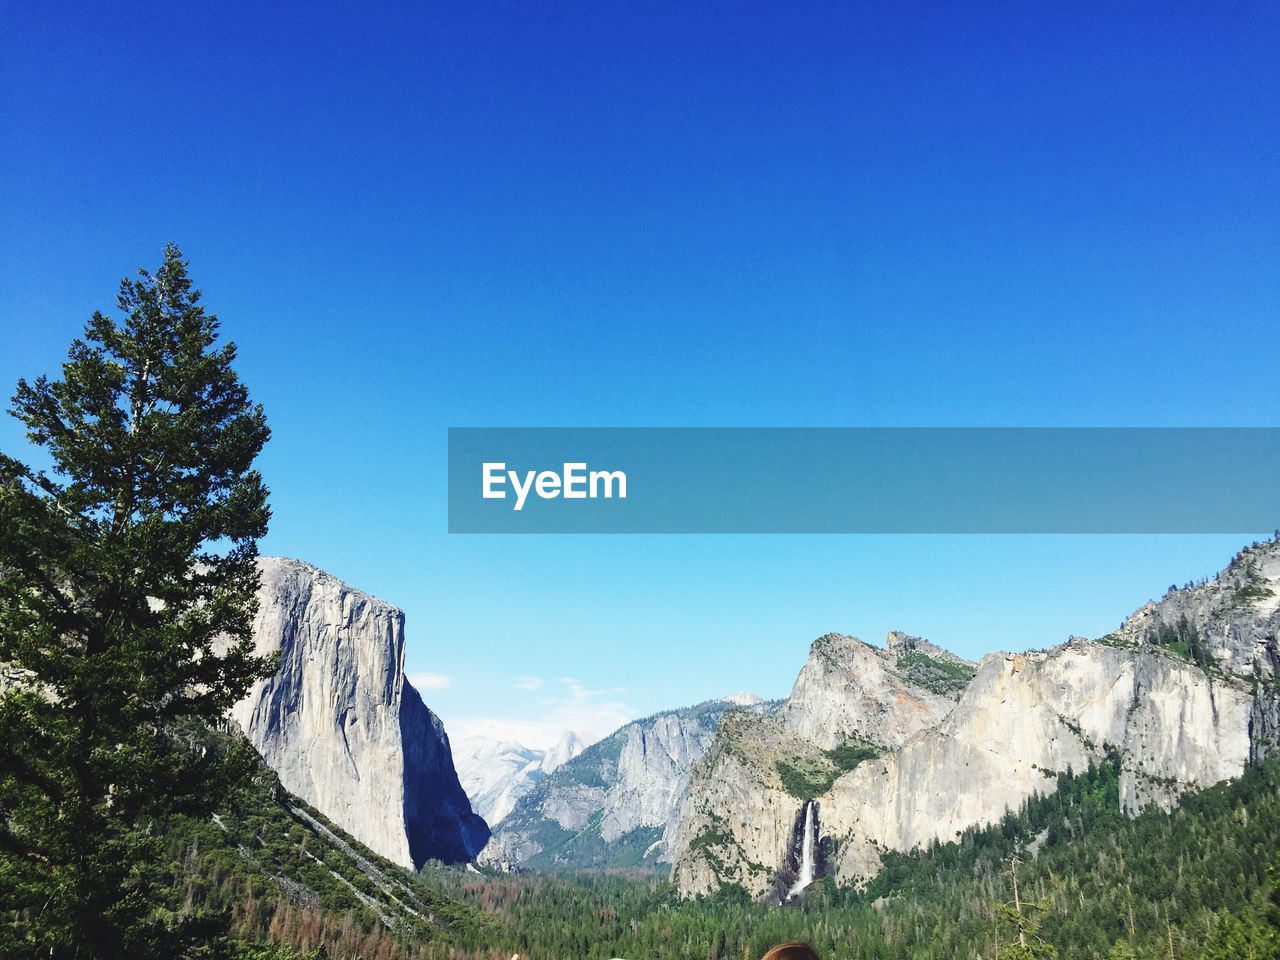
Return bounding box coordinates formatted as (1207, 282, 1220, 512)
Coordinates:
(761, 942, 821, 960)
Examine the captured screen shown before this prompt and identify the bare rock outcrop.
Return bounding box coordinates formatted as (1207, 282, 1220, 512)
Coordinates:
(777, 633, 963, 750)
(230, 557, 488, 870)
(672, 539, 1280, 899)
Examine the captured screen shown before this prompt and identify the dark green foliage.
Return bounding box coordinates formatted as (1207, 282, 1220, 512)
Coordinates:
(152, 730, 487, 959)
(1095, 632, 1132, 648)
(994, 892, 1057, 960)
(226, 947, 324, 960)
(1234, 582, 1275, 604)
(825, 736, 880, 773)
(1226, 549, 1275, 608)
(895, 650, 977, 695)
(1146, 614, 1210, 670)
(776, 737, 879, 800)
(684, 808, 765, 881)
(689, 828, 739, 855)
(775, 759, 834, 801)
(0, 246, 272, 958)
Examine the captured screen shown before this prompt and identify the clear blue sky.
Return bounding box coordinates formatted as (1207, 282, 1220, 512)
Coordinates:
(2, 3, 1277, 748)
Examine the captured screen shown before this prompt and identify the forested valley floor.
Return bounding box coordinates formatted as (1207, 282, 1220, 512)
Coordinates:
(193, 753, 1280, 959)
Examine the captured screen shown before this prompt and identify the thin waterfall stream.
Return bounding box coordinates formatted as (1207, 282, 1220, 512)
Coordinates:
(787, 800, 817, 899)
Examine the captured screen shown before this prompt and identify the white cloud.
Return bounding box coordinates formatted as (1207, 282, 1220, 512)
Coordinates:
(408, 671, 453, 691)
(448, 678, 633, 751)
(513, 676, 543, 691)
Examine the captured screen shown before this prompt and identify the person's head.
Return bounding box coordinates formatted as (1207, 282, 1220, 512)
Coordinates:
(761, 942, 820, 960)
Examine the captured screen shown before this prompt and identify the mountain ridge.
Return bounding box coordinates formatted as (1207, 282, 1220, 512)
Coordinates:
(671, 537, 1280, 899)
(479, 694, 772, 871)
(454, 730, 586, 826)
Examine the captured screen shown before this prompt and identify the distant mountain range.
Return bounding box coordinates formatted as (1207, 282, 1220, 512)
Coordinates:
(477, 693, 773, 871)
(453, 730, 586, 825)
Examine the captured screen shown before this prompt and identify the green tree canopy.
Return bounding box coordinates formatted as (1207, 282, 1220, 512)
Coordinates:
(0, 244, 271, 958)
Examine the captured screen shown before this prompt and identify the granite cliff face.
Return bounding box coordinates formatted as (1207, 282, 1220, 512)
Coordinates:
(777, 632, 967, 750)
(815, 642, 1257, 890)
(669, 708, 836, 900)
(671, 632, 972, 899)
(230, 557, 489, 870)
(480, 695, 767, 870)
(672, 540, 1280, 900)
(1109, 542, 1280, 683)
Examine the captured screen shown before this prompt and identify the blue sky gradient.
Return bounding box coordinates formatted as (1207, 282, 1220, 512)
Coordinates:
(2, 3, 1277, 746)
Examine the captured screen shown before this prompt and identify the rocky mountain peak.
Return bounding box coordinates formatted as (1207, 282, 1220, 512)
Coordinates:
(479, 696, 770, 871)
(230, 557, 488, 870)
(778, 632, 962, 751)
(720, 691, 765, 707)
(886, 630, 975, 667)
(808, 631, 876, 662)
(1105, 537, 1279, 680)
(541, 730, 587, 774)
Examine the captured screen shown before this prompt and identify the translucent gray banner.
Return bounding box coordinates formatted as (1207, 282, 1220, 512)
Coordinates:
(447, 428, 1280, 534)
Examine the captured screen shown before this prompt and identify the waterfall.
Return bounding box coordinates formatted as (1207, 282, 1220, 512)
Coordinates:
(787, 800, 817, 899)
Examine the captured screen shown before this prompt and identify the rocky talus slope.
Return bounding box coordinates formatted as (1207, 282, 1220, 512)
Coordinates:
(170, 729, 483, 953)
(671, 539, 1280, 900)
(480, 694, 768, 870)
(230, 557, 488, 870)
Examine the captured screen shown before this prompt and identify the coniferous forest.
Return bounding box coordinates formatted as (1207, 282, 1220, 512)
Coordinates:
(152, 748, 1280, 959)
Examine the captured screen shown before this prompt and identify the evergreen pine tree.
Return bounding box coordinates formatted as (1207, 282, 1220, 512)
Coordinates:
(0, 245, 272, 958)
(996, 857, 1058, 960)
